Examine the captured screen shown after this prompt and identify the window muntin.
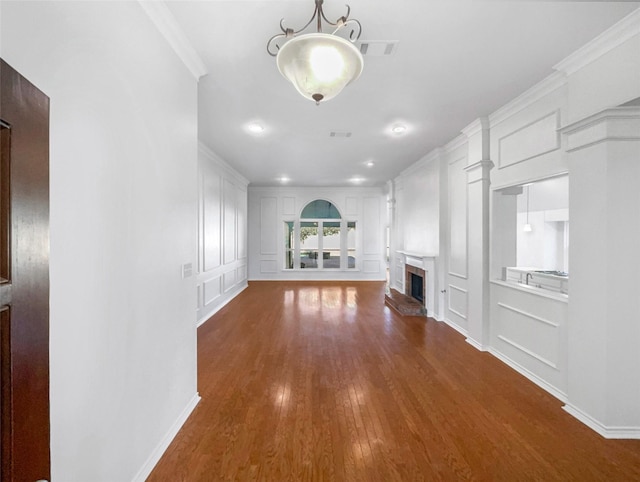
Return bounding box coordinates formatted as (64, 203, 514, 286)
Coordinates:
(300, 221, 319, 269)
(284, 221, 295, 269)
(284, 200, 357, 270)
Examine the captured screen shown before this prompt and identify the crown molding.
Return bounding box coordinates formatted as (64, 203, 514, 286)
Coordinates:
(398, 147, 444, 178)
(138, 0, 207, 80)
(461, 117, 489, 138)
(553, 7, 640, 76)
(489, 71, 567, 127)
(443, 133, 468, 154)
(199, 141, 250, 187)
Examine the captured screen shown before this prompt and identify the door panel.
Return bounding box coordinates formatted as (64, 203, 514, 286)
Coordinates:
(0, 58, 50, 482)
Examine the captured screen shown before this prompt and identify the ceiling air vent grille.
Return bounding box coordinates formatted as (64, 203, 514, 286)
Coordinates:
(359, 41, 398, 56)
(330, 131, 352, 138)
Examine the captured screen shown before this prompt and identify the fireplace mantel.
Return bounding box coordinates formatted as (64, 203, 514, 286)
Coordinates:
(396, 251, 439, 319)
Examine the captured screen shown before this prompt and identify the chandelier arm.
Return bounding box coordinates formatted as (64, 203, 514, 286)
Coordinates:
(344, 18, 362, 41)
(290, 4, 321, 35)
(267, 33, 286, 57)
(319, 4, 351, 27)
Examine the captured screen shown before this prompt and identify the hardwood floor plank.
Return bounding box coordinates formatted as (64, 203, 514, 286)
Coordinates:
(148, 281, 640, 481)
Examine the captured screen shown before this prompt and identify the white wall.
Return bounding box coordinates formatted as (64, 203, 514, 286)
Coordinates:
(248, 187, 386, 280)
(197, 143, 248, 325)
(1, 2, 199, 480)
(391, 8, 640, 437)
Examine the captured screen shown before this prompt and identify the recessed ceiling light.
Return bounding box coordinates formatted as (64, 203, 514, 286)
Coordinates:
(391, 124, 406, 134)
(247, 122, 264, 133)
(365, 160, 375, 167)
(277, 176, 290, 183)
(350, 177, 365, 184)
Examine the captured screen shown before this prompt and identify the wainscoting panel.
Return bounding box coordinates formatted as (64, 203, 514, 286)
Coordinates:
(223, 270, 236, 292)
(236, 265, 247, 283)
(490, 281, 568, 396)
(197, 142, 249, 326)
(448, 156, 468, 278)
(260, 197, 278, 255)
(363, 197, 381, 255)
(223, 179, 237, 264)
(260, 260, 278, 274)
(203, 276, 222, 306)
(237, 191, 247, 260)
(498, 110, 560, 169)
(202, 167, 221, 272)
(345, 197, 357, 216)
(363, 260, 380, 273)
(282, 196, 295, 216)
(448, 284, 468, 320)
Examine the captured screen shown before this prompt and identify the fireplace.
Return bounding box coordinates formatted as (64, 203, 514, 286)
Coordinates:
(410, 273, 424, 303)
(405, 265, 426, 307)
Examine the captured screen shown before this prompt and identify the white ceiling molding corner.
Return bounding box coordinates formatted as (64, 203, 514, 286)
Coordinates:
(553, 7, 640, 76)
(443, 134, 468, 155)
(489, 71, 567, 128)
(461, 117, 490, 139)
(138, 0, 207, 80)
(198, 141, 250, 187)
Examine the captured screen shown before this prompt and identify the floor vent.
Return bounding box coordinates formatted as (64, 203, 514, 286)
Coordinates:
(359, 40, 398, 56)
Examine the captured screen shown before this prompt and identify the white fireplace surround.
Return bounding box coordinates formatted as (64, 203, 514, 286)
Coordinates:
(397, 251, 438, 317)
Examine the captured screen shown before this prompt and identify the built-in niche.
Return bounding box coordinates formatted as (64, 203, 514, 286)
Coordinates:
(493, 174, 569, 294)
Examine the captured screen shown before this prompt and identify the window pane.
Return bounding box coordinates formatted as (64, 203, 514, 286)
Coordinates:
(284, 221, 294, 269)
(301, 200, 341, 219)
(300, 222, 318, 269)
(322, 221, 341, 269)
(347, 222, 356, 269)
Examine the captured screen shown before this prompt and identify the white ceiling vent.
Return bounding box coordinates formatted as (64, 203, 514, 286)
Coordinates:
(359, 40, 398, 56)
(330, 131, 352, 138)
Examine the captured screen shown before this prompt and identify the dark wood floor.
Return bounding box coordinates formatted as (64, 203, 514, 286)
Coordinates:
(149, 281, 640, 481)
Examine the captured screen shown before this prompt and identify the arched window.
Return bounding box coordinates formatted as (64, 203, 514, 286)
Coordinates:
(284, 200, 356, 270)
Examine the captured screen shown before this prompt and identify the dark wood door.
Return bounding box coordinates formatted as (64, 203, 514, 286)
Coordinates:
(0, 59, 50, 482)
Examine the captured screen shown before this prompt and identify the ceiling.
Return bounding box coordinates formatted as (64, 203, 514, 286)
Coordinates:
(165, 0, 639, 187)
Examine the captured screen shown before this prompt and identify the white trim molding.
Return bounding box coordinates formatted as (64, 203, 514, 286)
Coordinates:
(138, 0, 208, 79)
(489, 72, 567, 127)
(489, 348, 567, 403)
(132, 393, 201, 482)
(197, 282, 248, 327)
(563, 404, 640, 440)
(561, 107, 640, 152)
(553, 7, 640, 76)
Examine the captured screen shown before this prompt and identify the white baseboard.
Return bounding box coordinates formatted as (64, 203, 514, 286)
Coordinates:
(465, 337, 488, 352)
(131, 393, 201, 482)
(488, 347, 567, 403)
(441, 317, 468, 337)
(197, 282, 248, 327)
(563, 403, 640, 439)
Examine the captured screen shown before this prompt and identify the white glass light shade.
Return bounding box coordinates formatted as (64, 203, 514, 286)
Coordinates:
(523, 223, 533, 232)
(277, 33, 363, 104)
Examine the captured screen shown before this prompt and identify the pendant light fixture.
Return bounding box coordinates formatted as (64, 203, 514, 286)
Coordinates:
(523, 185, 533, 232)
(267, 0, 363, 105)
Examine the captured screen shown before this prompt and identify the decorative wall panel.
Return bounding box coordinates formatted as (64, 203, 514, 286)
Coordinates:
(260, 197, 278, 255)
(498, 111, 560, 168)
(203, 276, 222, 305)
(448, 284, 468, 320)
(363, 197, 380, 255)
(223, 179, 236, 264)
(202, 168, 221, 271)
(448, 157, 467, 278)
(282, 196, 295, 216)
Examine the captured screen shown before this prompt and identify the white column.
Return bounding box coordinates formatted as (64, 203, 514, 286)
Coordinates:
(462, 118, 493, 350)
(562, 107, 640, 438)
